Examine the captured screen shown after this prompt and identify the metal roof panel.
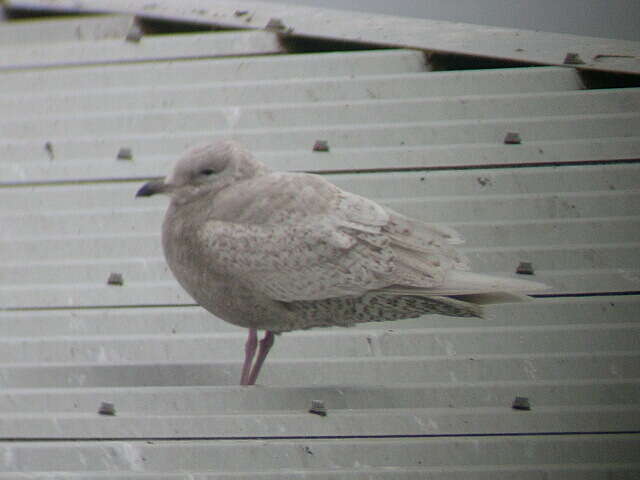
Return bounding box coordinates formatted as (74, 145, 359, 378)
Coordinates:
(0, 8, 638, 478)
(2, 164, 638, 304)
(1, 436, 638, 478)
(0, 49, 430, 94)
(0, 30, 285, 70)
(9, 0, 640, 74)
(0, 14, 135, 45)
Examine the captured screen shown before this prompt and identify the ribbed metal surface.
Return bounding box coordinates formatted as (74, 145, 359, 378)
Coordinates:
(0, 14, 135, 45)
(3, 54, 640, 182)
(8, 0, 640, 74)
(1, 295, 639, 438)
(1, 436, 638, 479)
(0, 11, 638, 479)
(2, 163, 640, 308)
(0, 29, 284, 70)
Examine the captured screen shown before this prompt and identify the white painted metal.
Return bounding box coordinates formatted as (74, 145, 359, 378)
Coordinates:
(6, 89, 640, 139)
(0, 436, 638, 478)
(0, 9, 638, 478)
(0, 30, 284, 70)
(2, 164, 639, 307)
(0, 295, 637, 337)
(5, 61, 631, 182)
(0, 293, 638, 466)
(2, 323, 638, 365)
(5, 60, 627, 182)
(0, 48, 430, 94)
(0, 67, 584, 120)
(0, 398, 638, 438)
(3, 113, 638, 169)
(3, 137, 640, 183)
(7, 0, 640, 74)
(3, 162, 640, 213)
(0, 14, 135, 45)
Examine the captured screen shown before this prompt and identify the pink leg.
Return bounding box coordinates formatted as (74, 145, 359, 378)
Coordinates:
(240, 328, 258, 386)
(247, 331, 275, 386)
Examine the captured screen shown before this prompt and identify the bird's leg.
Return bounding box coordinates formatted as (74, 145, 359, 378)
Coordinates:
(247, 330, 275, 386)
(240, 328, 258, 386)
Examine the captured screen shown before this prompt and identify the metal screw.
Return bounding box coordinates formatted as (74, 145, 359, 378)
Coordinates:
(44, 141, 54, 160)
(504, 132, 522, 145)
(125, 21, 144, 43)
(98, 401, 116, 416)
(312, 140, 330, 152)
(309, 399, 327, 417)
(266, 18, 286, 30)
(107, 272, 124, 286)
(516, 262, 534, 275)
(117, 147, 133, 161)
(563, 52, 585, 65)
(266, 18, 293, 34)
(512, 396, 531, 411)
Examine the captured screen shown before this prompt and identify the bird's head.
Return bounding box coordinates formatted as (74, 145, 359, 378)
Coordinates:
(136, 139, 271, 204)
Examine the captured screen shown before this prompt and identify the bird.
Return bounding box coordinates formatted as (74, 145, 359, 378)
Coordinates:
(136, 139, 548, 385)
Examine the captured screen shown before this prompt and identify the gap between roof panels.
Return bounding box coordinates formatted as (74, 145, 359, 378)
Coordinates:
(5, 430, 640, 443)
(7, 4, 640, 80)
(1, 158, 640, 189)
(308, 158, 640, 177)
(0, 7, 387, 54)
(2, 292, 639, 313)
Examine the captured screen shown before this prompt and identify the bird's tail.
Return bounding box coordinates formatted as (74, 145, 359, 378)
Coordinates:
(376, 270, 550, 318)
(285, 272, 549, 331)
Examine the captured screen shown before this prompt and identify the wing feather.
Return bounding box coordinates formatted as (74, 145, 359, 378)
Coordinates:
(197, 172, 508, 303)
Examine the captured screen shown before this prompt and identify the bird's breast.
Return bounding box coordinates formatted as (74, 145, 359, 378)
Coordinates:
(161, 211, 291, 330)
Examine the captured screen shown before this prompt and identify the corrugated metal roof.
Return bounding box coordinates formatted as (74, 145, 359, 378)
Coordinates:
(0, 8, 639, 479)
(8, 0, 640, 74)
(2, 59, 639, 182)
(2, 163, 640, 308)
(0, 13, 136, 45)
(0, 28, 284, 70)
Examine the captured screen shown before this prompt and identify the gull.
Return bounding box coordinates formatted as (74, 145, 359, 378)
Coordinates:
(136, 140, 547, 385)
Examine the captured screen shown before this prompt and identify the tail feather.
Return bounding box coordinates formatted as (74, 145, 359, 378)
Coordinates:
(377, 270, 549, 311)
(432, 270, 549, 297)
(451, 292, 531, 305)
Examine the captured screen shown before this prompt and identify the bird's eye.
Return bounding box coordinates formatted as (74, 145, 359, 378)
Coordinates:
(200, 168, 216, 176)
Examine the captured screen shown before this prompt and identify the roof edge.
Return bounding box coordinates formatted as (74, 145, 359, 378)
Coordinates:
(4, 0, 640, 75)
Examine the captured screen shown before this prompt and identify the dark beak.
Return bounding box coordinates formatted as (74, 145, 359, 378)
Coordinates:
(136, 180, 166, 198)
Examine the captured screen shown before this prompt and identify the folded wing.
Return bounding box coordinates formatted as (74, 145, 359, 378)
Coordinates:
(194, 172, 547, 306)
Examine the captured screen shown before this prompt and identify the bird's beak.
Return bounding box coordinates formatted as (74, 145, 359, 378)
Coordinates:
(135, 180, 168, 197)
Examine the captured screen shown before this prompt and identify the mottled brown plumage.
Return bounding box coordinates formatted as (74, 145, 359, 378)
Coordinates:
(136, 140, 547, 385)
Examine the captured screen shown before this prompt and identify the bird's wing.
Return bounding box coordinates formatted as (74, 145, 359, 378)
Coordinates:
(194, 173, 471, 302)
(380, 209, 472, 287)
(196, 216, 395, 301)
